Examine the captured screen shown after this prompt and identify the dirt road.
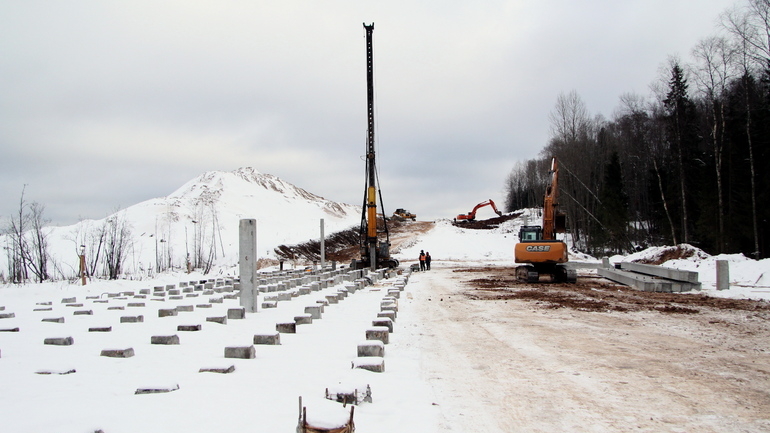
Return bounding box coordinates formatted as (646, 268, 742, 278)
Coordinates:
(404, 262, 770, 432)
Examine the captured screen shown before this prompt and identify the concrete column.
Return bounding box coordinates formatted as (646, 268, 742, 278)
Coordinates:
(716, 260, 729, 291)
(320, 218, 326, 270)
(239, 219, 258, 312)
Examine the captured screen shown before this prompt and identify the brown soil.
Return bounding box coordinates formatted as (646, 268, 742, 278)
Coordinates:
(451, 212, 521, 230)
(456, 266, 770, 315)
(274, 218, 435, 263)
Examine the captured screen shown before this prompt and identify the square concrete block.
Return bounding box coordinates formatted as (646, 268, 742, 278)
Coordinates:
(135, 384, 179, 394)
(276, 322, 296, 333)
(120, 315, 144, 323)
(206, 316, 227, 325)
(377, 311, 396, 322)
(253, 333, 281, 345)
(357, 341, 385, 357)
(366, 327, 390, 344)
(178, 324, 202, 332)
(294, 314, 313, 325)
(44, 336, 74, 346)
(352, 356, 385, 373)
(151, 335, 180, 345)
(224, 346, 256, 359)
(227, 308, 246, 319)
(372, 318, 393, 333)
(158, 308, 178, 317)
(89, 326, 112, 332)
(100, 348, 135, 358)
(304, 305, 322, 319)
(199, 365, 235, 374)
(42, 317, 65, 323)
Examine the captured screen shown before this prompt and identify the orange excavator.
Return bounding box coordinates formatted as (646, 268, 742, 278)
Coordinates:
(514, 157, 576, 283)
(455, 199, 503, 222)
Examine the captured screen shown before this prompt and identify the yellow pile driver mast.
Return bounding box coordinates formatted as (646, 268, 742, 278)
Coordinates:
(352, 23, 398, 271)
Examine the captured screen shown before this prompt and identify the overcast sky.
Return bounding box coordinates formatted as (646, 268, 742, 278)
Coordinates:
(1, 0, 738, 226)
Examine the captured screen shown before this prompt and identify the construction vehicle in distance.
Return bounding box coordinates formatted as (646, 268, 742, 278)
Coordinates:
(392, 208, 416, 221)
(350, 23, 398, 271)
(514, 157, 576, 283)
(455, 199, 503, 222)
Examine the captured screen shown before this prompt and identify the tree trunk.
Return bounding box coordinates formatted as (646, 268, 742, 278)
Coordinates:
(744, 82, 761, 258)
(653, 159, 678, 245)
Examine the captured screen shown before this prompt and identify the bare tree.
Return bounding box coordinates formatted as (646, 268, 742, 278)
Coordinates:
(24, 202, 50, 283)
(722, 4, 763, 258)
(7, 186, 30, 283)
(104, 209, 133, 280)
(691, 36, 737, 252)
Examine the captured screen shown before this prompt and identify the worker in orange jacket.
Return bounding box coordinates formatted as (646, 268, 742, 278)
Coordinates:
(419, 250, 426, 271)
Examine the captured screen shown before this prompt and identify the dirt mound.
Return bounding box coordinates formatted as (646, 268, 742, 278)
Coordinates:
(274, 218, 433, 263)
(452, 212, 521, 230)
(632, 244, 708, 265)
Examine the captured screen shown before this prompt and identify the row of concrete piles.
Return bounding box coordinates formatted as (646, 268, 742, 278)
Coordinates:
(318, 269, 410, 409)
(0, 266, 390, 388)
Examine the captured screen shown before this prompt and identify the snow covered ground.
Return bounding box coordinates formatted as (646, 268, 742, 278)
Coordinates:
(2, 186, 769, 431)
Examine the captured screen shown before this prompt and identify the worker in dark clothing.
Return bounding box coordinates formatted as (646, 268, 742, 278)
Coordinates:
(425, 252, 431, 270)
(419, 250, 426, 271)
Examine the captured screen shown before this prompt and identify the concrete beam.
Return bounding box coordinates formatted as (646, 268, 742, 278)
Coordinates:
(619, 262, 700, 284)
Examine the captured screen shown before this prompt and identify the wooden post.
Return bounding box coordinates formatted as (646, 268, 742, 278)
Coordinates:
(79, 245, 86, 286)
(320, 218, 325, 270)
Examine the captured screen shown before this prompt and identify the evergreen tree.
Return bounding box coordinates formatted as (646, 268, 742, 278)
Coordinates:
(663, 63, 702, 245)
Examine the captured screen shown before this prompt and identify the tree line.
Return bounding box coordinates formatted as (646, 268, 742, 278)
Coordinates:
(504, 0, 769, 259)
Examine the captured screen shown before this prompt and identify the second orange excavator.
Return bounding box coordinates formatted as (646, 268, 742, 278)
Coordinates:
(455, 199, 503, 222)
(514, 157, 576, 283)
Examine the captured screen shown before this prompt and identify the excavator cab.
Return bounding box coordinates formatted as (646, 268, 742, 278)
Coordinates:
(519, 226, 543, 242)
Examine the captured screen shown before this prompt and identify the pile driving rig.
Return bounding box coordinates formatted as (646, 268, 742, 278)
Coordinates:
(514, 157, 576, 283)
(351, 23, 399, 271)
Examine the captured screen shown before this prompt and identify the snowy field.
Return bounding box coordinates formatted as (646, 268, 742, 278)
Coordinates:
(2, 213, 769, 432)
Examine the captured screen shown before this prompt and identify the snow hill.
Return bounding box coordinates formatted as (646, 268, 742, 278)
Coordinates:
(1, 167, 361, 280)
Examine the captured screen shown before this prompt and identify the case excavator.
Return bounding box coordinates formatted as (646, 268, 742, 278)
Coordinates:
(514, 158, 576, 283)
